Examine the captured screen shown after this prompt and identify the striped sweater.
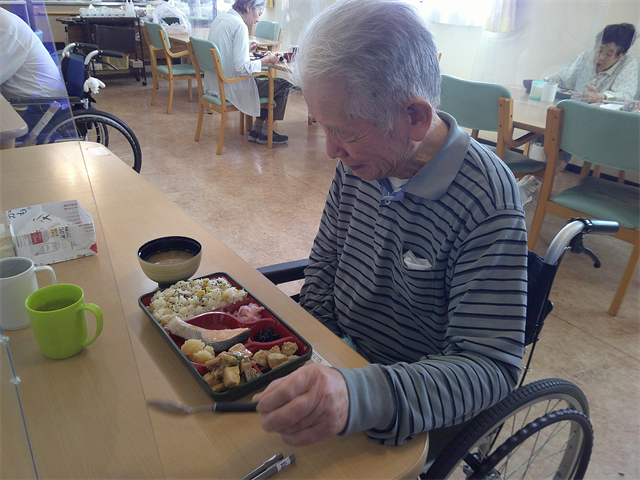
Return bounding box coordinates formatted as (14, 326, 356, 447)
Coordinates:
(299, 112, 528, 445)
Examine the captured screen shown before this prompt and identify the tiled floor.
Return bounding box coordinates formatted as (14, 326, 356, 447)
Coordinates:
(99, 75, 639, 478)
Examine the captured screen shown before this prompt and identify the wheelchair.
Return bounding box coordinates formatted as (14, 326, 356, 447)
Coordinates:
(258, 217, 619, 479)
(10, 42, 142, 173)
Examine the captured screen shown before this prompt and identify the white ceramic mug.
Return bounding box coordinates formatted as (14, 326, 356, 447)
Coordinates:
(0, 257, 57, 330)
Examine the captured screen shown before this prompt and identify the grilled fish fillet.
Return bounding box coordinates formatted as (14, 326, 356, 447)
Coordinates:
(166, 317, 250, 352)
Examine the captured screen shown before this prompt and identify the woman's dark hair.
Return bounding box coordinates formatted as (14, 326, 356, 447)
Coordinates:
(232, 0, 266, 14)
(598, 23, 636, 56)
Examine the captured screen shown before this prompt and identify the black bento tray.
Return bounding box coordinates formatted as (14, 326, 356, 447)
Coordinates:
(138, 272, 312, 401)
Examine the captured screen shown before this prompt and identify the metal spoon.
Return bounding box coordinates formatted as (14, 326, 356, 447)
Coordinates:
(147, 399, 257, 414)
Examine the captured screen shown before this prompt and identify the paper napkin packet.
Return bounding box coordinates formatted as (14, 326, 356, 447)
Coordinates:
(6, 200, 97, 266)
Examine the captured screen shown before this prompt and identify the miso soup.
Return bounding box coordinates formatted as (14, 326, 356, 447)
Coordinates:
(146, 250, 195, 265)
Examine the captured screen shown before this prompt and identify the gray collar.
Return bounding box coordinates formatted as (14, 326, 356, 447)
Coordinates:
(405, 111, 471, 200)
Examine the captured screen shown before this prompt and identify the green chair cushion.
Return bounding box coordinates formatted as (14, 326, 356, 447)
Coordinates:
(156, 64, 196, 76)
(486, 146, 548, 174)
(552, 176, 639, 230)
(203, 94, 231, 106)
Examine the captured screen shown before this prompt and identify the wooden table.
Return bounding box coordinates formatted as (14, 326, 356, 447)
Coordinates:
(0, 142, 428, 480)
(169, 26, 280, 51)
(507, 85, 558, 135)
(0, 95, 28, 149)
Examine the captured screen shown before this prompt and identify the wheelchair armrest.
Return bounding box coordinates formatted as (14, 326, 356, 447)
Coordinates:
(258, 258, 308, 285)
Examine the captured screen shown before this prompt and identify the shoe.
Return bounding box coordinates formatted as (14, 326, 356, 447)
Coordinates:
(248, 129, 260, 142)
(517, 175, 542, 206)
(256, 130, 288, 145)
(528, 141, 546, 161)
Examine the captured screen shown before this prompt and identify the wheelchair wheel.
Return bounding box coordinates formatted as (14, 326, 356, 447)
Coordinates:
(469, 409, 593, 479)
(425, 378, 592, 480)
(43, 109, 142, 173)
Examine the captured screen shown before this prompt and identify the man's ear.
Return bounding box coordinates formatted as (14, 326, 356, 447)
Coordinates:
(405, 98, 433, 142)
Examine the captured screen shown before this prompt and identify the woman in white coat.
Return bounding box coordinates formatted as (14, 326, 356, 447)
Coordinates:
(205, 0, 291, 144)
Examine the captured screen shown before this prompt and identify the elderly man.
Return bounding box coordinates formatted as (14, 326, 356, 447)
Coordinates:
(545, 23, 637, 103)
(253, 0, 527, 458)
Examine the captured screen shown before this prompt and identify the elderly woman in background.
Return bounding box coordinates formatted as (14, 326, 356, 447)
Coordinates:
(205, 0, 291, 145)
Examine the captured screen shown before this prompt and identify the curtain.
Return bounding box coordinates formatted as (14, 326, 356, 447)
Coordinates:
(409, 0, 493, 27)
(485, 0, 517, 33)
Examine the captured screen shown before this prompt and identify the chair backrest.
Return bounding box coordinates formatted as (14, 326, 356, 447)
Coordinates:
(59, 52, 87, 99)
(188, 37, 229, 101)
(189, 36, 219, 74)
(145, 21, 171, 51)
(440, 74, 512, 132)
(254, 20, 280, 42)
(554, 99, 640, 172)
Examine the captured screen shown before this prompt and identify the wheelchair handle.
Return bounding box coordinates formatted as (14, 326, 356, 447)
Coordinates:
(61, 42, 100, 57)
(84, 49, 125, 65)
(581, 219, 619, 235)
(100, 50, 125, 59)
(543, 218, 619, 266)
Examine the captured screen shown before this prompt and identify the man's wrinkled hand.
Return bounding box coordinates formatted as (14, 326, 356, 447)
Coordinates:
(584, 84, 605, 104)
(252, 364, 349, 446)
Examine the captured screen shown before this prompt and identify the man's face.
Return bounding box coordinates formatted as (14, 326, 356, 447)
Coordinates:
(595, 42, 624, 73)
(304, 85, 416, 181)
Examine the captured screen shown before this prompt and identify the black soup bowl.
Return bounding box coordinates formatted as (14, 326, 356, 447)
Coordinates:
(138, 236, 202, 287)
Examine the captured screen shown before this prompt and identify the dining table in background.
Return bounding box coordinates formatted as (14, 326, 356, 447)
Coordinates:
(169, 26, 281, 52)
(0, 141, 428, 480)
(0, 95, 28, 149)
(506, 85, 558, 136)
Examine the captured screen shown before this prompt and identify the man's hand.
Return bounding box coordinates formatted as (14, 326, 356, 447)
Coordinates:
(249, 41, 259, 53)
(252, 364, 349, 446)
(583, 84, 606, 104)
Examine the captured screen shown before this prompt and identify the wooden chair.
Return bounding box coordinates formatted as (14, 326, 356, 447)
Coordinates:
(143, 22, 198, 114)
(528, 100, 640, 316)
(187, 37, 275, 154)
(254, 20, 281, 52)
(440, 74, 546, 176)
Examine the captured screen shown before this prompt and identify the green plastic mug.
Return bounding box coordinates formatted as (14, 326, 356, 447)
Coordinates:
(25, 284, 103, 360)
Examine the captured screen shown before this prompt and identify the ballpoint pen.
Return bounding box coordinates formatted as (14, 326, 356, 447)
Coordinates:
(251, 454, 296, 480)
(240, 452, 284, 480)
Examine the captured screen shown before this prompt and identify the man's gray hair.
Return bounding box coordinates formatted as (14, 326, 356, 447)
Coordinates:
(233, 0, 266, 14)
(292, 0, 440, 133)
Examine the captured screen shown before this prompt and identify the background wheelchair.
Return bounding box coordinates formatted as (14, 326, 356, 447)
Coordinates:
(258, 217, 619, 479)
(10, 42, 142, 173)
